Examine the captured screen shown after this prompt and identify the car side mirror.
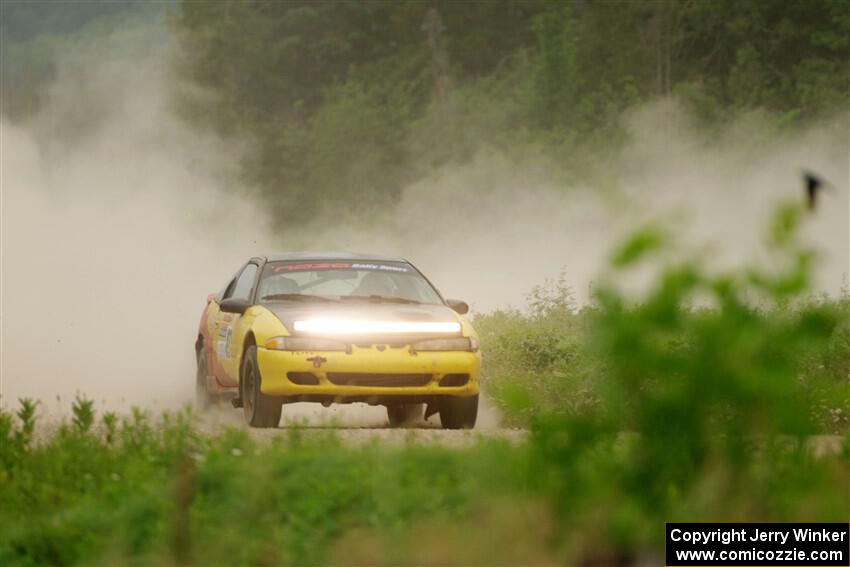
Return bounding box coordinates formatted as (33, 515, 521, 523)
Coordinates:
(446, 299, 469, 315)
(219, 297, 251, 315)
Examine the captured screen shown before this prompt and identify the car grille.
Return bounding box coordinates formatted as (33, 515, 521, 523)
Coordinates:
(287, 372, 320, 385)
(326, 373, 433, 387)
(439, 373, 469, 387)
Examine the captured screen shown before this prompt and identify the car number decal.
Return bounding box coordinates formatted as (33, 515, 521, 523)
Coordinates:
(216, 325, 233, 360)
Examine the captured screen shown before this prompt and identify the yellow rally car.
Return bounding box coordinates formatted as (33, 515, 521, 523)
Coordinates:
(195, 252, 480, 429)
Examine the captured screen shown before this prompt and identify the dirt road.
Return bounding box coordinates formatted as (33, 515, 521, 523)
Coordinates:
(198, 398, 527, 446)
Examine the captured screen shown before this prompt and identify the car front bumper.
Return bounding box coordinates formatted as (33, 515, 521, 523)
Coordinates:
(256, 344, 480, 399)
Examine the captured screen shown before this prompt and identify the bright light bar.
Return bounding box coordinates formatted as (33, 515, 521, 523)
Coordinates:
(293, 319, 461, 335)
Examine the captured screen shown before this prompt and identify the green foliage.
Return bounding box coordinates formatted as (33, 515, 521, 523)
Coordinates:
(480, 205, 848, 435)
(1, 206, 848, 564)
(5, 1, 846, 218)
(15, 399, 38, 450)
(474, 274, 601, 424)
(2, 4, 848, 559)
(495, 205, 849, 559)
(0, 402, 527, 566)
(0, 2, 171, 120)
(611, 226, 667, 267)
(165, 0, 849, 225)
(532, 4, 581, 132)
(71, 396, 95, 433)
(0, 1, 166, 42)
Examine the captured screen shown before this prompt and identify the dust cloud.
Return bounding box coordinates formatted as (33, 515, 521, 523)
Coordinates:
(2, 16, 847, 419)
(293, 102, 848, 311)
(1, 22, 274, 414)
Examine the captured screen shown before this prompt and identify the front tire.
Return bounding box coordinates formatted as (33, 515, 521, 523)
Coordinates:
(439, 395, 478, 430)
(241, 345, 282, 428)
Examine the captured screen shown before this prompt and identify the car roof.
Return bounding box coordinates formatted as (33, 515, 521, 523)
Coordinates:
(261, 251, 406, 263)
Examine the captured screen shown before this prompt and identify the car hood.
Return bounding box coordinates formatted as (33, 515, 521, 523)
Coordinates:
(264, 301, 462, 336)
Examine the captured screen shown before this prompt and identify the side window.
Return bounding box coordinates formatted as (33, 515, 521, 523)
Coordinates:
(225, 263, 259, 301)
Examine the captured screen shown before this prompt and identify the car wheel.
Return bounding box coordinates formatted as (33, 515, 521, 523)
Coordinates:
(386, 404, 423, 427)
(195, 347, 212, 410)
(241, 345, 282, 428)
(439, 395, 478, 430)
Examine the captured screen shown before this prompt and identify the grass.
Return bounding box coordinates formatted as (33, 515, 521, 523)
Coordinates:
(0, 404, 533, 566)
(2, 203, 848, 565)
(1, 398, 845, 565)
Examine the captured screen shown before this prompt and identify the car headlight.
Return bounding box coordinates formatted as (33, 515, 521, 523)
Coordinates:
(264, 336, 349, 352)
(411, 337, 479, 352)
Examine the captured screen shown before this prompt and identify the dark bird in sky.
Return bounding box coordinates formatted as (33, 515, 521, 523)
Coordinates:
(803, 171, 825, 210)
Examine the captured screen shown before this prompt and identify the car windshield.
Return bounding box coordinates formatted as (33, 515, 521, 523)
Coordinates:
(257, 260, 443, 305)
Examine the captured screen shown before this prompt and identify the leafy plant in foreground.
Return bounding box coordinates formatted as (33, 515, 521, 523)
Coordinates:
(528, 204, 849, 562)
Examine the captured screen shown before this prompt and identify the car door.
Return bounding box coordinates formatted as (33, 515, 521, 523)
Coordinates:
(212, 262, 260, 384)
